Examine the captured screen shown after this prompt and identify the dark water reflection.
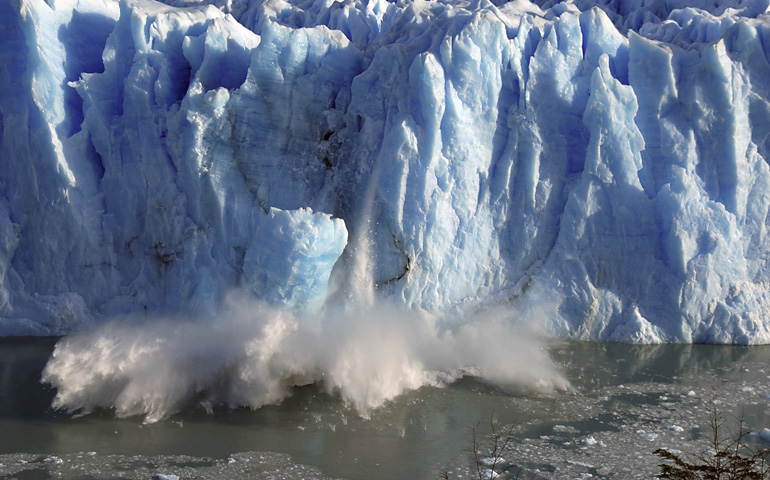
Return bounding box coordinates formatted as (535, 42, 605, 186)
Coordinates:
(553, 341, 770, 386)
(0, 337, 58, 420)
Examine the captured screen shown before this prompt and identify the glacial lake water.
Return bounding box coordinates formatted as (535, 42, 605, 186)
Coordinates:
(2, 337, 770, 479)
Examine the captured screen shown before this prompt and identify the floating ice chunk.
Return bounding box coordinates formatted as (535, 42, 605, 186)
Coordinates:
(480, 469, 499, 479)
(480, 457, 505, 467)
(578, 435, 607, 447)
(757, 428, 770, 443)
(554, 425, 579, 433)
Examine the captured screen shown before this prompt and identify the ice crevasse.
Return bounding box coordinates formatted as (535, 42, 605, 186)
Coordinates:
(3, 0, 770, 343)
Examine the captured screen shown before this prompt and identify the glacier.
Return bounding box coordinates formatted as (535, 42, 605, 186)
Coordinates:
(4, 0, 770, 344)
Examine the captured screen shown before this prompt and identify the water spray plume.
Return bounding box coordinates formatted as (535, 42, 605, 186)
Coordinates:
(42, 293, 570, 422)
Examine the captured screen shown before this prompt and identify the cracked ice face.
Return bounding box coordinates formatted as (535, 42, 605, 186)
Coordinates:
(3, 0, 770, 344)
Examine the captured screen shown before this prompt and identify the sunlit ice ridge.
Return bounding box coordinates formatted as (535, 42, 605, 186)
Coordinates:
(4, 0, 770, 345)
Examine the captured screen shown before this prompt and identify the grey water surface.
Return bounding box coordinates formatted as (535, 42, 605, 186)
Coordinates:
(2, 338, 769, 479)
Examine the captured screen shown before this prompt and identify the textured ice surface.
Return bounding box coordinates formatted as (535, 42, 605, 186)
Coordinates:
(3, 0, 770, 342)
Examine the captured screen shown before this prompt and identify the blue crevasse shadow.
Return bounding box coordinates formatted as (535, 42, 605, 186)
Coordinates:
(57, 10, 116, 138)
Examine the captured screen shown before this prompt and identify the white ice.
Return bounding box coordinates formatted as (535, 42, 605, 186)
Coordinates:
(6, 0, 770, 421)
(5, 0, 770, 343)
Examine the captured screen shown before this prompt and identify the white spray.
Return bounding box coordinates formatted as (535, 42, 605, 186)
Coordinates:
(41, 290, 570, 423)
(42, 137, 571, 423)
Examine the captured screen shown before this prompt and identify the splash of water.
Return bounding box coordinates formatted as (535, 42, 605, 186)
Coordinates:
(41, 292, 570, 423)
(41, 145, 571, 423)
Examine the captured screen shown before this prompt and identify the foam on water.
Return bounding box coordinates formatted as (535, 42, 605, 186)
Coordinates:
(41, 293, 570, 423)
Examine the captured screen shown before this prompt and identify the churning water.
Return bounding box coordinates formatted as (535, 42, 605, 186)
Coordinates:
(2, 337, 770, 479)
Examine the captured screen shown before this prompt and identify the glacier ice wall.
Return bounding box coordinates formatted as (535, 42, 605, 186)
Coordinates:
(4, 0, 770, 343)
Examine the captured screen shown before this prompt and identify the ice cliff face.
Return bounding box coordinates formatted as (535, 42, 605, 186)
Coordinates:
(4, 0, 770, 343)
